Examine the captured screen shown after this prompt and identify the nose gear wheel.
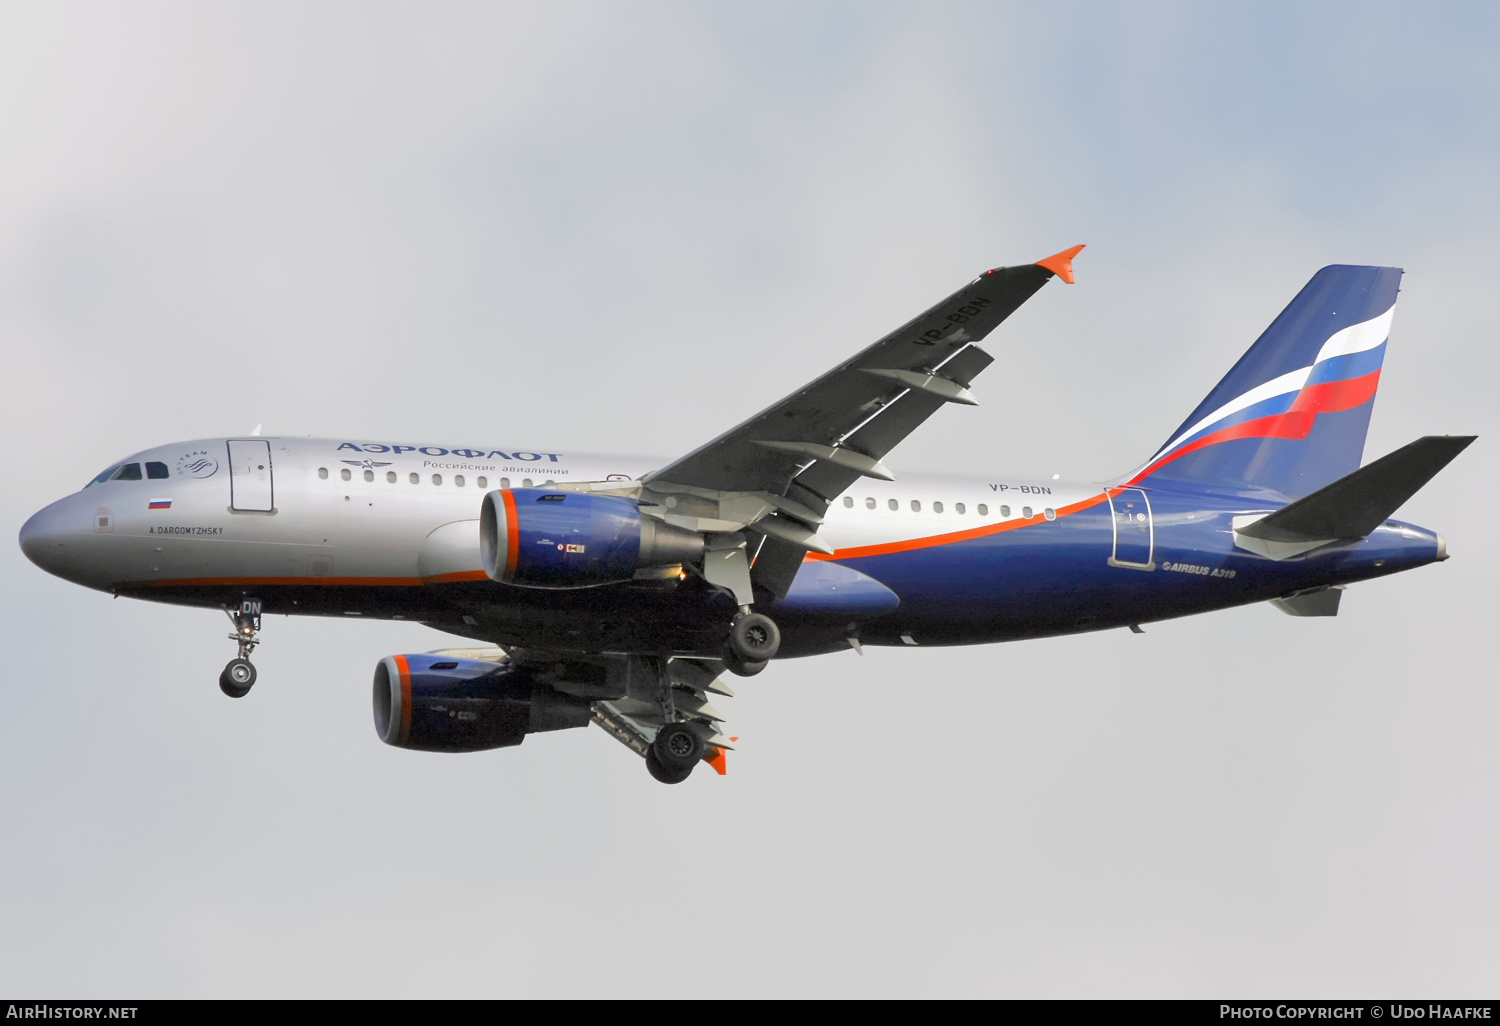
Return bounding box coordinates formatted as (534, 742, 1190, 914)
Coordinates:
(219, 658, 256, 698)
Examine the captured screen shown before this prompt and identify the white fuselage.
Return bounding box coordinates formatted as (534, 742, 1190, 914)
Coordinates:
(22, 436, 1087, 600)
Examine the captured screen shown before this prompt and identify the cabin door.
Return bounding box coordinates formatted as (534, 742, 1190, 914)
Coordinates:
(228, 440, 275, 512)
(1106, 487, 1154, 570)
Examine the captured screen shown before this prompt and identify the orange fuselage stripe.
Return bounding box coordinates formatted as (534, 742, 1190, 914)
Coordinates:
(139, 575, 426, 587)
(423, 569, 489, 584)
(805, 491, 1110, 562)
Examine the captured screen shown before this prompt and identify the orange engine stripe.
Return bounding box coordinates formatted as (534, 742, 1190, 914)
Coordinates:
(393, 655, 412, 744)
(806, 492, 1110, 562)
(500, 489, 520, 582)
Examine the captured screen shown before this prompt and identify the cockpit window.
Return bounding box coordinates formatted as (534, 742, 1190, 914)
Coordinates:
(146, 461, 169, 479)
(85, 465, 122, 488)
(110, 463, 143, 481)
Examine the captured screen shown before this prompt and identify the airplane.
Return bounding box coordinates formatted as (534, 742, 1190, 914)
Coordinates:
(18, 247, 1475, 784)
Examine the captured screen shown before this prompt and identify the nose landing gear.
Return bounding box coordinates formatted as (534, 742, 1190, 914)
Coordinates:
(220, 599, 262, 698)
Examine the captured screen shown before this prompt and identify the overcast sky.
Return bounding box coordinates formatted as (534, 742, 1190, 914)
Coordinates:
(1, 1, 1496, 997)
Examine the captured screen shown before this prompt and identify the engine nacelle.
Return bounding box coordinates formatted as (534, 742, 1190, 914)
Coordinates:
(480, 489, 702, 589)
(373, 653, 590, 753)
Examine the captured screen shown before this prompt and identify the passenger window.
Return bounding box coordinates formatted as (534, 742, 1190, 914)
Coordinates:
(955, 502, 966, 515)
(318, 467, 328, 480)
(910, 500, 921, 512)
(386, 472, 397, 483)
(522, 478, 533, 487)
(409, 473, 420, 485)
(86, 465, 122, 488)
(1000, 505, 1010, 517)
(111, 463, 142, 481)
(477, 477, 487, 489)
(340, 468, 351, 481)
(865, 497, 876, 509)
(888, 498, 898, 511)
(1044, 508, 1056, 520)
(499, 477, 510, 489)
(978, 504, 989, 516)
(933, 501, 944, 514)
(455, 475, 466, 487)
(1022, 506, 1033, 518)
(146, 461, 169, 480)
(363, 470, 374, 482)
(432, 474, 443, 486)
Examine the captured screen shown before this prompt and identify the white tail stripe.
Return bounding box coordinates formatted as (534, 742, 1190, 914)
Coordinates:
(1314, 306, 1395, 364)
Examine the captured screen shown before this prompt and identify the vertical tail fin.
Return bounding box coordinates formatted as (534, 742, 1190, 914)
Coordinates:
(1133, 265, 1402, 499)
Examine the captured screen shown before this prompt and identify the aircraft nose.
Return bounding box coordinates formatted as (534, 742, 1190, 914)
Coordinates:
(19, 501, 77, 579)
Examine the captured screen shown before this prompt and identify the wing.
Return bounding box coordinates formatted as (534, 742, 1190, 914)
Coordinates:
(639, 247, 1083, 597)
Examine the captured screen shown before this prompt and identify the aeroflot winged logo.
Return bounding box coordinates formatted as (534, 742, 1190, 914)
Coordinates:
(336, 442, 564, 462)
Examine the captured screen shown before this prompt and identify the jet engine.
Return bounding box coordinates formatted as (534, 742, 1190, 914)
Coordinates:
(480, 489, 703, 589)
(372, 653, 591, 752)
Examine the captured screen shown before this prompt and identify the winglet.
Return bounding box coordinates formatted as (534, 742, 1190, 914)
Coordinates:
(705, 747, 728, 775)
(1036, 244, 1085, 284)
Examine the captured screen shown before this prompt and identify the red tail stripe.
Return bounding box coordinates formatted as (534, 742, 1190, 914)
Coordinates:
(1289, 368, 1381, 414)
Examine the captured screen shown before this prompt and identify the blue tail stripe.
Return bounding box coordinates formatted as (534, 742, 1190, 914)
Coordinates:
(1304, 340, 1387, 386)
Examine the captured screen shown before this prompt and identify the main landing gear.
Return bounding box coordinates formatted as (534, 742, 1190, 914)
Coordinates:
(220, 598, 262, 698)
(646, 722, 704, 785)
(722, 610, 780, 678)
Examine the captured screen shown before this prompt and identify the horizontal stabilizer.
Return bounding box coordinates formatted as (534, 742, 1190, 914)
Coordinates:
(1237, 435, 1476, 544)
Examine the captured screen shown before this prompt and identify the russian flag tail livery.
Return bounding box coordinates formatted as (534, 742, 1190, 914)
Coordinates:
(1133, 265, 1402, 499)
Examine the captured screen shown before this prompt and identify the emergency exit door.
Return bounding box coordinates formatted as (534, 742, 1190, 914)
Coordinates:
(1106, 487, 1154, 570)
(228, 440, 274, 512)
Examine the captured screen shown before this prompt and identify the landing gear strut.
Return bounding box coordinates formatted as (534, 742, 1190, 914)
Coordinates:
(220, 598, 262, 698)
